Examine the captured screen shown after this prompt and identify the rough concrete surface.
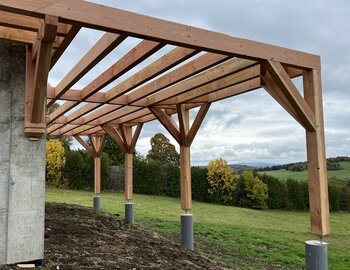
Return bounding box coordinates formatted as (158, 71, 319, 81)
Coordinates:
(0, 41, 46, 265)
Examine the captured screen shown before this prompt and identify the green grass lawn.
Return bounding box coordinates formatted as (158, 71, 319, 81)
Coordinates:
(258, 161, 350, 181)
(46, 188, 350, 270)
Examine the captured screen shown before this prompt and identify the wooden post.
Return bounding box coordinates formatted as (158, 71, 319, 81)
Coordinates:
(303, 69, 330, 236)
(102, 123, 143, 202)
(177, 104, 192, 211)
(125, 152, 133, 201)
(180, 146, 192, 211)
(94, 156, 101, 195)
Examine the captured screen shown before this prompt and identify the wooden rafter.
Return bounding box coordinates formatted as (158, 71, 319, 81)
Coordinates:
(48, 58, 253, 135)
(48, 32, 127, 107)
(47, 45, 202, 129)
(47, 39, 163, 123)
(50, 24, 81, 68)
(47, 51, 229, 135)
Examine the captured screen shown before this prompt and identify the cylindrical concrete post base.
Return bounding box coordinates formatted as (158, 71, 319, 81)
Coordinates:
(305, 240, 328, 270)
(125, 202, 134, 224)
(181, 214, 194, 250)
(93, 196, 100, 211)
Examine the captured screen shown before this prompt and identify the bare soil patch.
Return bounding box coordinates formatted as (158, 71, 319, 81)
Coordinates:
(1, 203, 231, 270)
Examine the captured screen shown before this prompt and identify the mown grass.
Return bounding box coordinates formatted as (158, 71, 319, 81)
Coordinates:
(46, 188, 350, 270)
(259, 161, 350, 181)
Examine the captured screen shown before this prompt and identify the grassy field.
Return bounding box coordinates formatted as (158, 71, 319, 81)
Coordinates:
(258, 161, 350, 181)
(46, 188, 350, 270)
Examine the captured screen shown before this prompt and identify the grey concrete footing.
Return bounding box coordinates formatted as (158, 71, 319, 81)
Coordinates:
(125, 202, 134, 224)
(305, 240, 328, 270)
(93, 196, 100, 211)
(181, 214, 194, 250)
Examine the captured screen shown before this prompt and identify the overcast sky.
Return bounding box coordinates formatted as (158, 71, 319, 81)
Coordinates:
(49, 0, 350, 166)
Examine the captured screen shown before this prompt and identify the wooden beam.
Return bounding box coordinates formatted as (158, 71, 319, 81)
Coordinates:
(303, 68, 330, 236)
(264, 60, 316, 131)
(31, 15, 58, 123)
(0, 25, 37, 44)
(129, 123, 143, 152)
(180, 145, 191, 211)
(149, 107, 181, 144)
(50, 24, 81, 68)
(104, 46, 199, 102)
(47, 39, 162, 124)
(96, 135, 106, 157)
(177, 104, 190, 146)
(73, 135, 96, 157)
(261, 69, 305, 128)
(50, 51, 228, 134)
(192, 77, 261, 103)
(187, 103, 211, 145)
(136, 59, 256, 106)
(82, 40, 164, 101)
(94, 156, 101, 195)
(0, 0, 320, 69)
(156, 63, 259, 106)
(48, 32, 126, 107)
(52, 45, 197, 127)
(101, 124, 127, 153)
(0, 10, 71, 36)
(125, 152, 133, 201)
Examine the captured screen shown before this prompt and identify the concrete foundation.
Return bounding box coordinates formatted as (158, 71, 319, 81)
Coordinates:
(125, 202, 134, 224)
(181, 213, 194, 250)
(93, 196, 100, 211)
(305, 240, 328, 270)
(0, 41, 46, 265)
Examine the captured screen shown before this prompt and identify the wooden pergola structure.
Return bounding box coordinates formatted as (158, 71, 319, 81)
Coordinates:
(0, 0, 330, 249)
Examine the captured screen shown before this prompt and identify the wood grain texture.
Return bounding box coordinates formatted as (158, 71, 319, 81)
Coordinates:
(303, 69, 330, 236)
(0, 0, 320, 68)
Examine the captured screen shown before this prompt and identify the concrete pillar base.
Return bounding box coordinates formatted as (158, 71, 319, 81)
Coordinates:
(305, 240, 328, 270)
(181, 213, 194, 250)
(125, 202, 134, 224)
(93, 196, 100, 211)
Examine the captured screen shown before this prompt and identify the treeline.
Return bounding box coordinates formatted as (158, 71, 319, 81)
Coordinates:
(127, 160, 350, 212)
(46, 137, 350, 213)
(259, 174, 350, 211)
(259, 157, 349, 172)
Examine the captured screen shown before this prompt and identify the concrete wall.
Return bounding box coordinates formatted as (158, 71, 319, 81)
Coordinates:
(0, 41, 46, 264)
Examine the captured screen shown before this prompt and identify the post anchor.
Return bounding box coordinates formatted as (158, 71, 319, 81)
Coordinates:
(93, 196, 100, 211)
(305, 239, 328, 270)
(181, 213, 194, 250)
(125, 201, 134, 224)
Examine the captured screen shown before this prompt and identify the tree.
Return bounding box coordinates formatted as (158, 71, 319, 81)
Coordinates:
(147, 133, 180, 165)
(63, 150, 83, 189)
(103, 136, 125, 165)
(46, 139, 66, 187)
(207, 158, 236, 204)
(241, 170, 268, 210)
(46, 102, 72, 150)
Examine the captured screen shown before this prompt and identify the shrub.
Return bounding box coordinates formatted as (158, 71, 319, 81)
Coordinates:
(240, 170, 268, 210)
(286, 179, 308, 210)
(46, 139, 66, 187)
(207, 158, 236, 204)
(192, 166, 212, 203)
(63, 150, 83, 189)
(260, 174, 288, 209)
